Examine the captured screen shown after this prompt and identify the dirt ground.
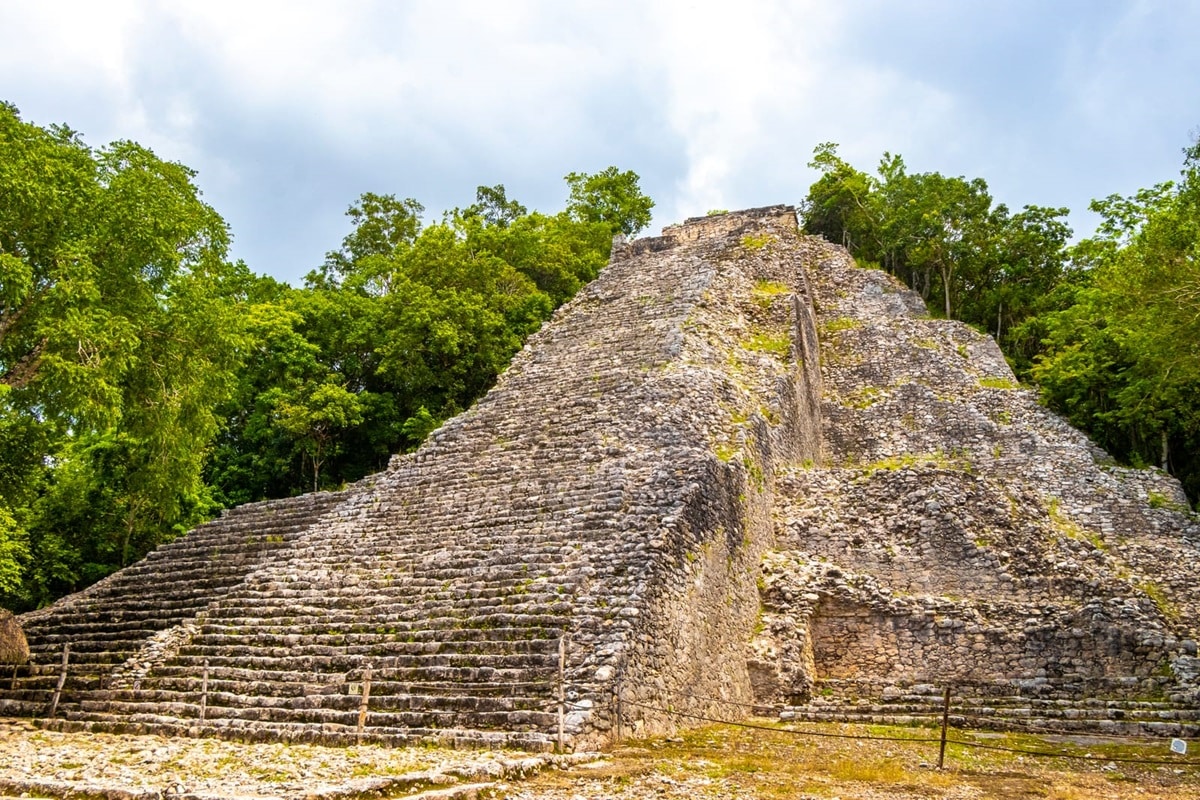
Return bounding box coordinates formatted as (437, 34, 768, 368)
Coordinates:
(505, 721, 1200, 800)
(1, 718, 1196, 799)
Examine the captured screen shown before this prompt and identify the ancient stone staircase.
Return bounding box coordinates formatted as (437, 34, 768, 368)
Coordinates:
(49, 461, 587, 747)
(1, 491, 351, 717)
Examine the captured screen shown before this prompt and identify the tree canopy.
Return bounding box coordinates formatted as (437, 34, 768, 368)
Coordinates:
(1, 102, 248, 605)
(1, 100, 653, 611)
(801, 138, 1200, 506)
(1028, 140, 1200, 498)
(802, 143, 1071, 368)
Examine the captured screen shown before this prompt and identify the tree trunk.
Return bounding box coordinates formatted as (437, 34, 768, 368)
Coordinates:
(941, 263, 953, 318)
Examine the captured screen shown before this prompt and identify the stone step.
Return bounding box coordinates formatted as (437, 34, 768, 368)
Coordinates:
(41, 715, 557, 750)
(22, 647, 138, 667)
(143, 670, 553, 698)
(177, 635, 557, 655)
(213, 587, 580, 609)
(28, 623, 164, 642)
(62, 699, 559, 730)
(193, 624, 564, 643)
(195, 611, 571, 632)
(0, 697, 45, 716)
(148, 660, 553, 685)
(81, 687, 551, 711)
(186, 623, 566, 645)
(160, 652, 556, 676)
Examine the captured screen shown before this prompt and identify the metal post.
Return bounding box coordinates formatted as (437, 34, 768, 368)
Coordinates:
(557, 636, 566, 753)
(937, 685, 952, 769)
(357, 664, 373, 739)
(200, 660, 209, 722)
(48, 643, 70, 719)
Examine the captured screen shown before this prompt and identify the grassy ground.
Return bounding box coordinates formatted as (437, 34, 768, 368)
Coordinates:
(1, 718, 1195, 799)
(505, 721, 1200, 799)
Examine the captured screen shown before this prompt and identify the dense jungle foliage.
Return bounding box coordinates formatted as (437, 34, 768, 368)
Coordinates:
(1, 102, 1195, 611)
(802, 139, 1200, 505)
(0, 103, 652, 609)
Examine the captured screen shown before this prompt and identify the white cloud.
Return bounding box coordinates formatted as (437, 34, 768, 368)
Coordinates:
(2, 1, 1198, 278)
(639, 1, 961, 222)
(0, 2, 141, 91)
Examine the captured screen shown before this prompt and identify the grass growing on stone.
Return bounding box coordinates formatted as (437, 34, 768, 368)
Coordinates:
(740, 233, 775, 250)
(858, 451, 969, 476)
(714, 443, 739, 463)
(743, 455, 766, 492)
(1147, 489, 1190, 513)
(751, 280, 791, 308)
(1046, 497, 1108, 551)
(978, 376, 1020, 390)
(742, 331, 791, 358)
(821, 316, 863, 335)
(840, 386, 884, 409)
(1139, 579, 1181, 621)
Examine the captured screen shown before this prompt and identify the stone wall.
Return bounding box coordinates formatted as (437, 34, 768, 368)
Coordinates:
(599, 208, 823, 738)
(751, 242, 1200, 718)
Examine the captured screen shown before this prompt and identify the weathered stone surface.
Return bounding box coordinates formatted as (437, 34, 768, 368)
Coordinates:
(752, 244, 1200, 736)
(3, 207, 1197, 747)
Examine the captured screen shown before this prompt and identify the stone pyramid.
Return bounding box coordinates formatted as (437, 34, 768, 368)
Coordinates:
(3, 207, 1197, 747)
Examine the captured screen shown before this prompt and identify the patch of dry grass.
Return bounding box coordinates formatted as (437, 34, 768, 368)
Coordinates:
(510, 721, 1200, 800)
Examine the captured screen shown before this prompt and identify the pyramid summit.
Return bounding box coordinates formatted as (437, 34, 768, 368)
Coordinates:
(4, 207, 1198, 747)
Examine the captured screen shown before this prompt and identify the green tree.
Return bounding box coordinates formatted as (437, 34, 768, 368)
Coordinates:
(0, 104, 248, 607)
(274, 381, 366, 492)
(803, 142, 881, 253)
(206, 174, 630, 505)
(466, 184, 527, 228)
(1031, 137, 1200, 501)
(565, 166, 655, 236)
(801, 143, 1069, 361)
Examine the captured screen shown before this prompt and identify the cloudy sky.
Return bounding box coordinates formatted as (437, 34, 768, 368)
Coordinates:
(3, 0, 1198, 284)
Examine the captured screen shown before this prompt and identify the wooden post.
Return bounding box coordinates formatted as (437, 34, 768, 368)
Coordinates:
(937, 685, 952, 770)
(357, 664, 372, 739)
(199, 660, 209, 722)
(48, 643, 70, 719)
(557, 636, 566, 753)
(613, 670, 624, 744)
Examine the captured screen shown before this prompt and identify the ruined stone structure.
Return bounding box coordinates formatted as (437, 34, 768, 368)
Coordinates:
(3, 207, 1198, 746)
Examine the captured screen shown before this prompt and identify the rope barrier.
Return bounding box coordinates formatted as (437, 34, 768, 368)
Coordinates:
(612, 696, 1199, 767)
(590, 681, 1196, 747)
(947, 711, 1178, 742)
(618, 698, 945, 744)
(181, 657, 1196, 768)
(359, 679, 556, 690)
